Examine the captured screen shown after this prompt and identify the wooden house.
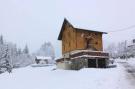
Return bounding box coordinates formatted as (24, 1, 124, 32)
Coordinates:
(56, 19, 109, 70)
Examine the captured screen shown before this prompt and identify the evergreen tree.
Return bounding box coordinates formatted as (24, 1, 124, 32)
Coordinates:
(37, 42, 55, 59)
(17, 48, 22, 55)
(23, 45, 29, 54)
(0, 35, 4, 45)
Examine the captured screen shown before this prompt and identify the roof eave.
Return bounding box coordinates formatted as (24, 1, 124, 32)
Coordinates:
(75, 28, 107, 34)
(58, 19, 108, 40)
(58, 18, 69, 40)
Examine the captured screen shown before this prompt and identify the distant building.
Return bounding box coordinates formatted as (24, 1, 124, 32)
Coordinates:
(35, 56, 52, 64)
(56, 19, 109, 70)
(127, 39, 135, 57)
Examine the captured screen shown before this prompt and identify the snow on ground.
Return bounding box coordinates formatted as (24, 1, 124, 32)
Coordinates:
(117, 58, 135, 86)
(127, 58, 135, 66)
(0, 64, 134, 89)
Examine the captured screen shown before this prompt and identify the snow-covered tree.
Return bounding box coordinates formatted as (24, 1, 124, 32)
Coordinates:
(37, 42, 55, 59)
(13, 45, 33, 68)
(117, 41, 129, 59)
(0, 41, 12, 73)
(17, 48, 22, 56)
(0, 36, 33, 73)
(105, 40, 128, 59)
(105, 43, 117, 58)
(23, 45, 29, 54)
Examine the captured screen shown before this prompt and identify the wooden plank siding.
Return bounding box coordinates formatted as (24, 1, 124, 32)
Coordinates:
(59, 19, 106, 55)
(62, 25, 103, 54)
(76, 30, 85, 49)
(62, 23, 77, 54)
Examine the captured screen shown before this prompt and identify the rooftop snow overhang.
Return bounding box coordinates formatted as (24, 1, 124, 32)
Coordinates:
(58, 18, 107, 40)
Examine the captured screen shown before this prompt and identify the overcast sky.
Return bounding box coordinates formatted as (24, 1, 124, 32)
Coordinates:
(0, 0, 135, 57)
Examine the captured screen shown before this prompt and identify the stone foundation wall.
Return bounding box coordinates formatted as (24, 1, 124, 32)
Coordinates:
(70, 58, 87, 70)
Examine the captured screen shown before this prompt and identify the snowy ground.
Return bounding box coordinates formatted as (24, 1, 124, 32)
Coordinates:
(0, 61, 135, 89)
(117, 58, 135, 87)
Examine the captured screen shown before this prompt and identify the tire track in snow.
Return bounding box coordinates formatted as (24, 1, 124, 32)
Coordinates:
(118, 61, 135, 86)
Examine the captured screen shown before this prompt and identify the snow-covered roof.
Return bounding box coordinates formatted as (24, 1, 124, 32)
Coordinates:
(71, 55, 109, 59)
(70, 50, 106, 55)
(36, 56, 52, 60)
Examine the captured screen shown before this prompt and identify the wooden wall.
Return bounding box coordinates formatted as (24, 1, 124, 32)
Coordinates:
(62, 24, 103, 54)
(62, 23, 77, 54)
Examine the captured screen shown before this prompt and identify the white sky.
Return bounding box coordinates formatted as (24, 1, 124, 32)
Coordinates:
(0, 0, 135, 57)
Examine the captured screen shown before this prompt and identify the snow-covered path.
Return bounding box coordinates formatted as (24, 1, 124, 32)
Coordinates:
(118, 60, 135, 86)
(119, 62, 135, 77)
(0, 64, 134, 89)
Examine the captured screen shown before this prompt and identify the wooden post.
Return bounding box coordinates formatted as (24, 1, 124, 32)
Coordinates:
(105, 59, 107, 68)
(96, 59, 98, 68)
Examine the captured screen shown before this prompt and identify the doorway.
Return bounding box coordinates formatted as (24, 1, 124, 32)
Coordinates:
(98, 59, 106, 68)
(88, 59, 96, 67)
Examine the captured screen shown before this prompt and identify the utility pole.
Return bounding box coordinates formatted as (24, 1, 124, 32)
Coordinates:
(124, 40, 128, 60)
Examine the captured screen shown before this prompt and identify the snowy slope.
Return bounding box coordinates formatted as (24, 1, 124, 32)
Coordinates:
(0, 64, 134, 89)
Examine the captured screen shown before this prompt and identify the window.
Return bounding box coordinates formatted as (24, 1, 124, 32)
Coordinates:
(95, 33, 98, 35)
(95, 42, 98, 45)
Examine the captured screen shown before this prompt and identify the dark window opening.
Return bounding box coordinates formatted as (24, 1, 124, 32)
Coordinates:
(88, 59, 96, 67)
(95, 33, 98, 35)
(95, 42, 98, 45)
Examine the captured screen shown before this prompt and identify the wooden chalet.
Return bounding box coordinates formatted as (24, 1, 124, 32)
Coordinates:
(56, 19, 109, 70)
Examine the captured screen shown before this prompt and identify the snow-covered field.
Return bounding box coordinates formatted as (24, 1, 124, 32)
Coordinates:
(0, 63, 134, 89)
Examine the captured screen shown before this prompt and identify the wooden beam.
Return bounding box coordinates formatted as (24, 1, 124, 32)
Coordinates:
(96, 59, 98, 68)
